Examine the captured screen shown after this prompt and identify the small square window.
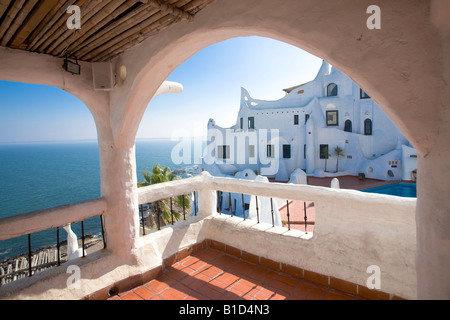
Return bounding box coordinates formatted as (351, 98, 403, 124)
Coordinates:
(320, 144, 329, 159)
(248, 117, 255, 130)
(294, 114, 299, 125)
(249, 145, 255, 158)
(218, 145, 230, 159)
(267, 144, 275, 158)
(360, 89, 370, 99)
(283, 145, 291, 159)
(326, 110, 339, 126)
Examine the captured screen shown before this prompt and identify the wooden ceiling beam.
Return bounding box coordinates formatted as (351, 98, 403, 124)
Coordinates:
(0, 0, 213, 62)
(90, 0, 210, 62)
(94, 15, 177, 62)
(26, 0, 68, 50)
(48, 0, 133, 57)
(81, 10, 175, 61)
(0, 0, 12, 21)
(1, 0, 38, 47)
(9, 0, 60, 48)
(72, 5, 159, 58)
(52, 0, 140, 57)
(45, 0, 117, 55)
(0, 0, 26, 43)
(36, 0, 97, 53)
(144, 0, 193, 21)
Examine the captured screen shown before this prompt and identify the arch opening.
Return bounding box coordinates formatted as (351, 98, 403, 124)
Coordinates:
(0, 81, 102, 262)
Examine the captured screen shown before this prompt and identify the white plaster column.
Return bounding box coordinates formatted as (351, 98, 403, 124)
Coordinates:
(197, 173, 217, 218)
(96, 80, 185, 260)
(416, 139, 450, 299)
(416, 3, 450, 299)
(98, 135, 140, 260)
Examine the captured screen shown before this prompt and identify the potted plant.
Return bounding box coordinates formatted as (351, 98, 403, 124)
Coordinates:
(358, 172, 366, 180)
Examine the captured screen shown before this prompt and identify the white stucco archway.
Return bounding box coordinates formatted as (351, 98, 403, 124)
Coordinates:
(1, 0, 449, 299)
(114, 0, 442, 158)
(111, 0, 447, 299)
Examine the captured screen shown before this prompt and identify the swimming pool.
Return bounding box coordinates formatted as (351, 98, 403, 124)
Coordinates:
(361, 183, 417, 198)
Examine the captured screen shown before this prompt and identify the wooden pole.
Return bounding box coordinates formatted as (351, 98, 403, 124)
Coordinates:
(82, 10, 171, 61)
(72, 5, 159, 58)
(35, 0, 97, 53)
(9, 0, 60, 48)
(90, 13, 179, 62)
(26, 0, 68, 50)
(0, 0, 12, 22)
(0, 0, 27, 44)
(64, 0, 140, 55)
(49, 0, 131, 56)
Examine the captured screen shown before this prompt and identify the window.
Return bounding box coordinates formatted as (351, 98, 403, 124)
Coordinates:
(360, 89, 370, 99)
(305, 114, 310, 124)
(267, 144, 275, 158)
(248, 117, 255, 130)
(364, 119, 372, 135)
(344, 119, 352, 132)
(249, 145, 255, 158)
(218, 145, 230, 159)
(294, 114, 299, 125)
(320, 144, 329, 159)
(240, 117, 243, 130)
(304, 144, 307, 159)
(326, 110, 339, 126)
(327, 83, 338, 96)
(283, 145, 291, 159)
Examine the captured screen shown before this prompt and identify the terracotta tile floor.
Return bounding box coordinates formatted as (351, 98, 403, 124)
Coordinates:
(279, 200, 315, 233)
(276, 175, 405, 233)
(108, 247, 362, 300)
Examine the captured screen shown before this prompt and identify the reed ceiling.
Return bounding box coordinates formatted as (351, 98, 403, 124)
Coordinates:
(0, 0, 214, 62)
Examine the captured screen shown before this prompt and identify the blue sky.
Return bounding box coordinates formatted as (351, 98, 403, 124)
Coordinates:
(0, 36, 323, 144)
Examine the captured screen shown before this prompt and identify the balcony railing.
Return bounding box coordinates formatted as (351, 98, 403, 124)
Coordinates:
(0, 172, 417, 299)
(0, 199, 106, 285)
(138, 191, 198, 235)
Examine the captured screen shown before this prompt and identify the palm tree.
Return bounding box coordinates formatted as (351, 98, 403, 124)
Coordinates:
(138, 164, 191, 228)
(333, 146, 345, 172)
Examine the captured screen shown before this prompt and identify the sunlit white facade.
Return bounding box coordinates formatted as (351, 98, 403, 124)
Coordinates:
(201, 61, 417, 182)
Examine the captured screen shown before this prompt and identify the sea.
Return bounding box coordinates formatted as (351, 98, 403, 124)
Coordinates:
(0, 139, 204, 261)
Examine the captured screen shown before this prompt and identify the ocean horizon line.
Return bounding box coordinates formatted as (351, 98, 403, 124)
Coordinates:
(0, 136, 208, 146)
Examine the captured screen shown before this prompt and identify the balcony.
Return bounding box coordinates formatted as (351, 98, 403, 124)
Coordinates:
(0, 172, 416, 300)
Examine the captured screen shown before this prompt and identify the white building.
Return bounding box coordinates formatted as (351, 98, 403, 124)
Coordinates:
(201, 60, 417, 182)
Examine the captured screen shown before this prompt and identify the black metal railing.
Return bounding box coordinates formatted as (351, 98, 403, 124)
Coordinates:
(138, 191, 198, 236)
(0, 215, 106, 286)
(216, 191, 313, 233)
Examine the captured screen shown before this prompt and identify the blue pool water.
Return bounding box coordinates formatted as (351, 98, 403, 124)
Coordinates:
(361, 183, 417, 198)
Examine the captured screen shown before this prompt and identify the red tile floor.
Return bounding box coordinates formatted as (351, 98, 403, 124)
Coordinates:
(108, 247, 362, 300)
(278, 201, 315, 233)
(275, 175, 402, 233)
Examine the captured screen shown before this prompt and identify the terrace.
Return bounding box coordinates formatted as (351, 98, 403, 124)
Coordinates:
(0, 0, 449, 300)
(0, 172, 416, 299)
